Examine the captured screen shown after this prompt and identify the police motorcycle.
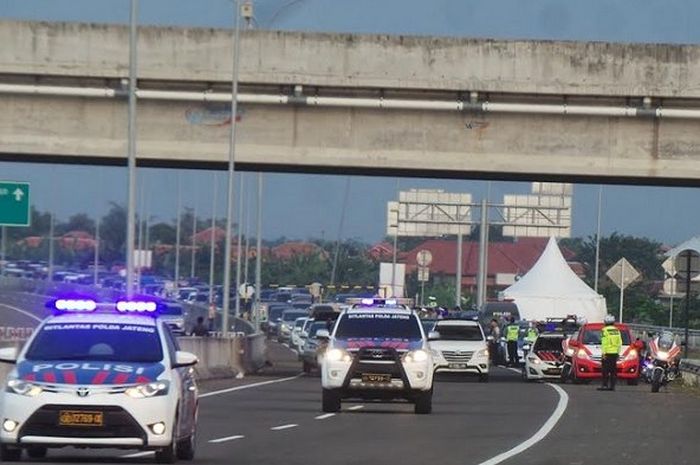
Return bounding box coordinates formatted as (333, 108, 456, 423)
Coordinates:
(646, 331, 682, 393)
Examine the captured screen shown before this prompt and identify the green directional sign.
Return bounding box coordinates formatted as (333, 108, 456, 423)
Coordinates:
(0, 181, 30, 227)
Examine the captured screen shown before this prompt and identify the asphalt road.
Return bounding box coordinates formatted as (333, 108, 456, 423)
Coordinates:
(1, 289, 700, 465)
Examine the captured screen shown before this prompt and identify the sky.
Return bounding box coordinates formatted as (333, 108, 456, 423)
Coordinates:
(2, 0, 700, 245)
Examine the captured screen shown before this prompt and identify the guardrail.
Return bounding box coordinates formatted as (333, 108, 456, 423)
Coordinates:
(626, 323, 700, 349)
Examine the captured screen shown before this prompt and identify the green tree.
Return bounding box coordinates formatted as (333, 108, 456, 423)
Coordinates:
(99, 203, 126, 265)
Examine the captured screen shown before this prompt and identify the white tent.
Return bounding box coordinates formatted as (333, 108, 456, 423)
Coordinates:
(502, 237, 607, 322)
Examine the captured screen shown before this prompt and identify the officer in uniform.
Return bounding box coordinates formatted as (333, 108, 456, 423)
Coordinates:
(505, 317, 520, 366)
(599, 314, 622, 391)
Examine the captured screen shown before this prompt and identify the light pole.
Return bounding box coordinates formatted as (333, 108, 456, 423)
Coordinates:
(174, 173, 182, 292)
(221, 0, 243, 336)
(594, 186, 603, 292)
(234, 175, 244, 318)
(93, 168, 102, 287)
(254, 173, 263, 329)
(208, 173, 218, 307)
(125, 0, 139, 297)
(190, 182, 198, 279)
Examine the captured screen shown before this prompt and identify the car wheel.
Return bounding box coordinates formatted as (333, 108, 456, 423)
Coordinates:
(155, 416, 178, 464)
(479, 374, 490, 383)
(322, 388, 341, 413)
(414, 389, 433, 414)
(0, 445, 22, 461)
(27, 446, 47, 459)
(176, 430, 196, 461)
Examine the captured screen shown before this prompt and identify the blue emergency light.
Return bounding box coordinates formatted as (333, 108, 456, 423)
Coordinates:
(116, 300, 158, 313)
(53, 299, 97, 312)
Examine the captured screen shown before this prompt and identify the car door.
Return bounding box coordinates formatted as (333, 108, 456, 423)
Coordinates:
(162, 324, 197, 438)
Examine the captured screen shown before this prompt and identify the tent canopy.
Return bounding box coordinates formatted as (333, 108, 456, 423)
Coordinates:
(502, 237, 607, 322)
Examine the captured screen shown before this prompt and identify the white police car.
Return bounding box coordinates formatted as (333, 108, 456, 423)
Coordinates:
(0, 298, 199, 463)
(522, 332, 567, 381)
(320, 299, 434, 414)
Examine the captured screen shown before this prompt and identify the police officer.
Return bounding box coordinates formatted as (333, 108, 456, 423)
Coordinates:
(505, 317, 520, 366)
(599, 314, 622, 391)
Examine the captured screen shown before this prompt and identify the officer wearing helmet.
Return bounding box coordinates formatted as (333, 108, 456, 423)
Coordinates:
(599, 314, 623, 391)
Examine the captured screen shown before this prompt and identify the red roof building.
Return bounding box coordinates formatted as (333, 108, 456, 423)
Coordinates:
(402, 237, 584, 294)
(271, 242, 326, 260)
(367, 242, 395, 261)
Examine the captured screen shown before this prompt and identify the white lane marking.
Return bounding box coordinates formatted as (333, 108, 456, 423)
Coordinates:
(476, 382, 569, 465)
(0, 303, 42, 322)
(121, 451, 154, 458)
(347, 405, 364, 411)
(315, 413, 336, 420)
(270, 423, 298, 431)
(199, 374, 303, 398)
(209, 434, 245, 444)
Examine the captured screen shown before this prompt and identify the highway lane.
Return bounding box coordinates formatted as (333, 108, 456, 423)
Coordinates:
(2, 291, 700, 464)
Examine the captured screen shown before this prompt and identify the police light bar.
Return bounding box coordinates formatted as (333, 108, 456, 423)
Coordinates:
(53, 299, 97, 312)
(348, 297, 414, 308)
(116, 300, 158, 313)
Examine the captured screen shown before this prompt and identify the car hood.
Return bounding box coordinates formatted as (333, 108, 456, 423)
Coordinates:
(335, 338, 423, 351)
(583, 344, 630, 358)
(429, 340, 487, 352)
(16, 360, 166, 385)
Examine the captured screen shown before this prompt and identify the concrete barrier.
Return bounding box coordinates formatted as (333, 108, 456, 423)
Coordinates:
(179, 336, 245, 379)
(679, 359, 700, 387)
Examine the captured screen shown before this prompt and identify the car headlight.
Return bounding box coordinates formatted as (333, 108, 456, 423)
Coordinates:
(476, 348, 489, 358)
(565, 347, 575, 357)
(6, 378, 43, 397)
(576, 349, 590, 360)
(325, 348, 352, 363)
(623, 349, 638, 361)
(124, 381, 170, 399)
(528, 355, 541, 365)
(403, 349, 429, 363)
(656, 351, 669, 361)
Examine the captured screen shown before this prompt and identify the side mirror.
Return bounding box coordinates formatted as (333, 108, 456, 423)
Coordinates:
(486, 335, 494, 342)
(0, 347, 18, 364)
(173, 351, 198, 368)
(522, 344, 531, 352)
(316, 329, 330, 340)
(428, 331, 441, 341)
(300, 331, 309, 338)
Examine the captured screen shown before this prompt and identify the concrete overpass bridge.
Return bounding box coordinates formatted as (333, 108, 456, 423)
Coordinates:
(2, 20, 700, 184)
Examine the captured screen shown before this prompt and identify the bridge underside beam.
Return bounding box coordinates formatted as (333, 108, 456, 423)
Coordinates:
(1, 94, 699, 185)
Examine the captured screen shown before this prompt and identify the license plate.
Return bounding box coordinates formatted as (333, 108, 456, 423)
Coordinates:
(362, 373, 391, 383)
(449, 363, 467, 369)
(58, 410, 104, 427)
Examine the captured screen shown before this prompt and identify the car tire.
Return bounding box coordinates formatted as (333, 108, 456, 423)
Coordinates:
(155, 415, 178, 464)
(176, 431, 196, 461)
(479, 374, 489, 383)
(322, 388, 341, 413)
(414, 389, 433, 414)
(0, 445, 21, 462)
(27, 446, 47, 459)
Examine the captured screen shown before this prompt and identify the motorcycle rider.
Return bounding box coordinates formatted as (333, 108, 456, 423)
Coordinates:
(598, 314, 622, 391)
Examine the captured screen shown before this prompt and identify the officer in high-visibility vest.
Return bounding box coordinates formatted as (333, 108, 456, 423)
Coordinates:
(505, 317, 520, 366)
(525, 323, 538, 344)
(599, 314, 623, 391)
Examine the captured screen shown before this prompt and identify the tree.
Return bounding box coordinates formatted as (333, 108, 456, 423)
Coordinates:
(59, 213, 95, 235)
(99, 203, 127, 265)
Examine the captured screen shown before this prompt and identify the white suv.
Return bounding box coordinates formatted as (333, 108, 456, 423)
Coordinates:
(320, 303, 434, 414)
(429, 319, 490, 382)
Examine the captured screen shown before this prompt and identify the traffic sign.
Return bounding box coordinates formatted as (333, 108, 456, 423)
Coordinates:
(673, 250, 700, 281)
(0, 181, 30, 227)
(417, 266, 430, 282)
(416, 249, 433, 267)
(606, 258, 640, 290)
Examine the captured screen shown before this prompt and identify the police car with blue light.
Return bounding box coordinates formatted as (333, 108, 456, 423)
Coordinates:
(0, 298, 199, 463)
(320, 298, 434, 414)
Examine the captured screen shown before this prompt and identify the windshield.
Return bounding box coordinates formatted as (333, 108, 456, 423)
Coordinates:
(26, 322, 163, 363)
(268, 306, 289, 320)
(658, 332, 675, 350)
(582, 328, 631, 345)
(534, 337, 565, 352)
(294, 318, 307, 328)
(434, 324, 483, 341)
(335, 312, 422, 340)
(282, 311, 308, 322)
(308, 321, 329, 338)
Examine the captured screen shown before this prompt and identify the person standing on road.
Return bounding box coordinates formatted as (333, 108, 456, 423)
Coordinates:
(505, 317, 520, 367)
(488, 319, 501, 365)
(207, 302, 217, 332)
(191, 316, 209, 337)
(599, 314, 623, 391)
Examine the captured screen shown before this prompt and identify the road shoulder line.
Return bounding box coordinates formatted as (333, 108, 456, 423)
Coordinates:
(0, 303, 42, 323)
(477, 376, 569, 465)
(199, 373, 303, 398)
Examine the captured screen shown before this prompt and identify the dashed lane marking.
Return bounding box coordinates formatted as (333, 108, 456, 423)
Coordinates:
(199, 373, 304, 398)
(270, 424, 298, 431)
(209, 435, 245, 444)
(315, 413, 336, 420)
(347, 405, 364, 411)
(121, 451, 153, 458)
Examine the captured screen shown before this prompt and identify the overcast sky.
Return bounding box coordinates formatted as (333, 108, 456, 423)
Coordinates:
(2, 0, 700, 245)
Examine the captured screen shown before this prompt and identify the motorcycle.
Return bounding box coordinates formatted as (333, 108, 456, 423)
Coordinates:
(647, 331, 681, 393)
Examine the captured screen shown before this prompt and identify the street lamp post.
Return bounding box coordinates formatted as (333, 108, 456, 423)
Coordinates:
(125, 0, 139, 297)
(221, 0, 243, 336)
